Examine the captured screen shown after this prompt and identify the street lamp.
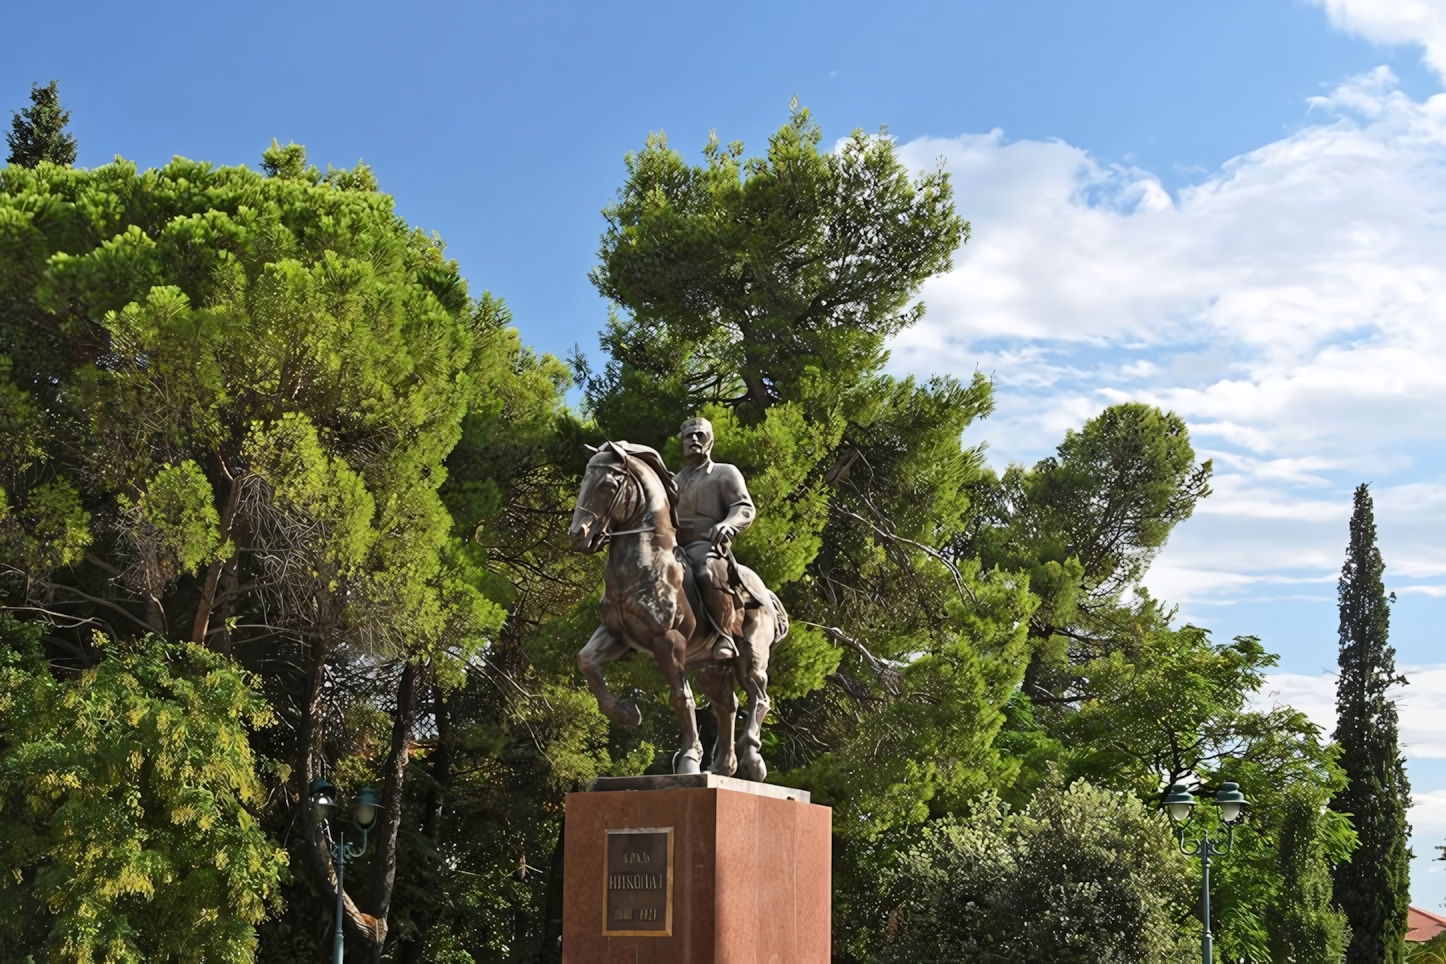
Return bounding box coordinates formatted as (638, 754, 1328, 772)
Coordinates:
(310, 778, 381, 964)
(1163, 781, 1249, 964)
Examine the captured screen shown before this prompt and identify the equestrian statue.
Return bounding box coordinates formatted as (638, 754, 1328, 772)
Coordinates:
(567, 416, 788, 781)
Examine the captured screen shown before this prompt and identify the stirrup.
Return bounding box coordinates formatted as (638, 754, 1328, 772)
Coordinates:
(714, 638, 737, 661)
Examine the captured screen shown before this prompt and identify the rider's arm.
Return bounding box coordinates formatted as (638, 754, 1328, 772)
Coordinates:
(710, 465, 755, 546)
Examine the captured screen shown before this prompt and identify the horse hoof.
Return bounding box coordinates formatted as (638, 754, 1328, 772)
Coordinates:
(604, 698, 642, 728)
(674, 745, 704, 775)
(736, 749, 767, 782)
(706, 752, 738, 778)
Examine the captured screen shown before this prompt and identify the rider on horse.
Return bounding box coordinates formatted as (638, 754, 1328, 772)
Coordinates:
(568, 425, 787, 780)
(674, 416, 755, 662)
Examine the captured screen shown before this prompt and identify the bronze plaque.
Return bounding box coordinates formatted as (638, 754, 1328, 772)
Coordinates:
(603, 827, 673, 936)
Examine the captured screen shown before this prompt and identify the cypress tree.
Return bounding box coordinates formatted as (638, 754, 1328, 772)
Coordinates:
(1331, 483, 1411, 964)
(6, 80, 78, 167)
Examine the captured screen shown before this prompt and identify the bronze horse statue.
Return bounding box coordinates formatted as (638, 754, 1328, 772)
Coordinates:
(568, 441, 787, 780)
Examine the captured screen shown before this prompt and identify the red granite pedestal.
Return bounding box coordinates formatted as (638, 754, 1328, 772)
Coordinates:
(562, 774, 831, 964)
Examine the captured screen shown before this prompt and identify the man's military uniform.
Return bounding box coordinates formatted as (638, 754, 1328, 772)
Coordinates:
(674, 418, 756, 660)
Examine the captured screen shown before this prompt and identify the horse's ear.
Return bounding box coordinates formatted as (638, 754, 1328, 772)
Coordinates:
(583, 443, 599, 454)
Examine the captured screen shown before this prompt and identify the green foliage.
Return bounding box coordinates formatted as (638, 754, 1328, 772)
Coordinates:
(966, 402, 1212, 690)
(868, 777, 1194, 964)
(587, 105, 965, 426)
(947, 398, 1353, 962)
(1015, 622, 1353, 961)
(0, 143, 547, 960)
(120, 461, 225, 581)
(0, 617, 286, 963)
(6, 81, 77, 168)
(702, 399, 836, 589)
(0, 143, 509, 651)
(1054, 627, 1277, 789)
(1333, 484, 1412, 964)
(1269, 781, 1354, 964)
(582, 110, 1350, 964)
(1407, 934, 1446, 964)
(1026, 401, 1211, 591)
(5, 479, 92, 576)
(259, 139, 308, 180)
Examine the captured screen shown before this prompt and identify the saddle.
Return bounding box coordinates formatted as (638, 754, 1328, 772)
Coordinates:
(678, 546, 763, 661)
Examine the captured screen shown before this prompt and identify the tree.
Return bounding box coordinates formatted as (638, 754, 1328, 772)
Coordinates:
(0, 616, 285, 963)
(6, 80, 77, 167)
(585, 104, 965, 429)
(0, 104, 1366, 963)
(872, 778, 1195, 964)
(960, 401, 1213, 708)
(1271, 782, 1354, 964)
(938, 619, 1355, 962)
(0, 145, 537, 961)
(1332, 483, 1411, 964)
(949, 403, 1352, 962)
(584, 108, 1034, 831)
(583, 112, 1350, 964)
(1407, 935, 1446, 964)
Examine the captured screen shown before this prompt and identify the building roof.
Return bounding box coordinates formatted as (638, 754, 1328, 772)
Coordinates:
(1409, 906, 1446, 943)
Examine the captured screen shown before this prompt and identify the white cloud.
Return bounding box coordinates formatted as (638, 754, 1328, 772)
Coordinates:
(1254, 672, 1338, 734)
(1412, 789, 1446, 851)
(1314, 0, 1446, 78)
(890, 69, 1446, 603)
(1257, 667, 1446, 759)
(896, 68, 1446, 459)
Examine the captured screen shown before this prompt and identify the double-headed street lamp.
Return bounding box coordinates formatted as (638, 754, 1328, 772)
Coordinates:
(310, 778, 381, 964)
(1163, 781, 1249, 964)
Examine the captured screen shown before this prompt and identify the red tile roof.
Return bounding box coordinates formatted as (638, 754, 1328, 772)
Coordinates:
(1409, 906, 1446, 943)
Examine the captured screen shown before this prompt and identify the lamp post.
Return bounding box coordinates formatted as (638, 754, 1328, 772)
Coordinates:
(310, 778, 381, 964)
(1162, 781, 1249, 964)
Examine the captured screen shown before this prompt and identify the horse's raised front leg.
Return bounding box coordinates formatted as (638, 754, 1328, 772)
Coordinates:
(651, 628, 704, 774)
(697, 663, 738, 776)
(578, 626, 642, 728)
(733, 613, 774, 782)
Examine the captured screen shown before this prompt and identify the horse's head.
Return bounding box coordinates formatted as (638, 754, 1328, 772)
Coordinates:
(569, 445, 633, 553)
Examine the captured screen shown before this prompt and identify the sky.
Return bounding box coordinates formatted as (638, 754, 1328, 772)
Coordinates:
(7, 0, 1446, 910)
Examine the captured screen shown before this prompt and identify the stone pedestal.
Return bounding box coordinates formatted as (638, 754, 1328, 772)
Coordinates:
(562, 774, 831, 964)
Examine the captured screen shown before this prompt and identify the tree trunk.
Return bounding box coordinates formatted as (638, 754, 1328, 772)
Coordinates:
(192, 465, 246, 646)
(360, 659, 422, 962)
(538, 822, 567, 964)
(399, 686, 450, 964)
(208, 549, 241, 653)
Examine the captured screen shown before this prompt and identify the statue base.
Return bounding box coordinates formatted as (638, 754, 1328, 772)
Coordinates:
(561, 774, 831, 963)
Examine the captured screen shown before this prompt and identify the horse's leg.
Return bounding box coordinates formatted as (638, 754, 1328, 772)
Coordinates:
(696, 663, 738, 776)
(734, 610, 774, 782)
(577, 626, 642, 728)
(651, 628, 704, 774)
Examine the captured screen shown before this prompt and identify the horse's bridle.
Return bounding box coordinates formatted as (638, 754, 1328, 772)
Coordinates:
(579, 449, 655, 543)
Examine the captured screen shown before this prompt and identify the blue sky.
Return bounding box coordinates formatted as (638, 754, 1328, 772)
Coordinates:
(10, 0, 1446, 908)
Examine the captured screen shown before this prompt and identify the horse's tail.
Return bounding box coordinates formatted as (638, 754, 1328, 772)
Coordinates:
(768, 590, 789, 645)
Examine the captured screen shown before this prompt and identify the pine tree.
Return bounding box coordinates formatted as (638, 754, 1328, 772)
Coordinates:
(6, 80, 78, 167)
(1331, 483, 1411, 964)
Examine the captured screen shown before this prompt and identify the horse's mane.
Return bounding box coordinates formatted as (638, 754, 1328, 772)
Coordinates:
(603, 441, 679, 530)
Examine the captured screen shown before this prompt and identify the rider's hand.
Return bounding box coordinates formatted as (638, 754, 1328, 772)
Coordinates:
(709, 523, 736, 550)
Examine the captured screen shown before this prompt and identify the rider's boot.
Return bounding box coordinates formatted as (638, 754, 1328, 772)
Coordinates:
(714, 636, 738, 661)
